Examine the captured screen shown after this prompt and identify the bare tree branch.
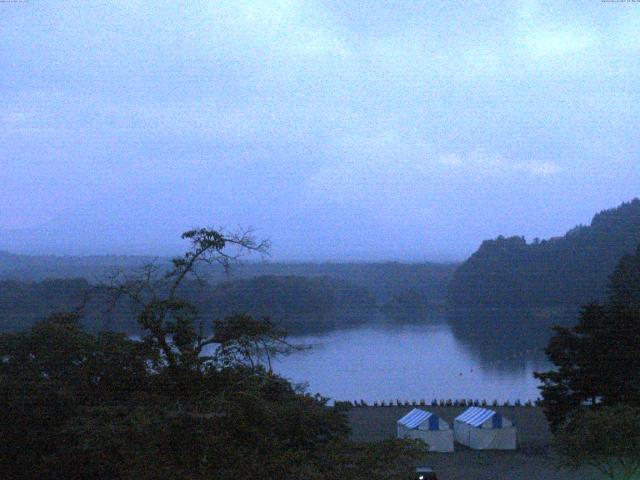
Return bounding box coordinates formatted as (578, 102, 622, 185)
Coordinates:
(103, 227, 268, 370)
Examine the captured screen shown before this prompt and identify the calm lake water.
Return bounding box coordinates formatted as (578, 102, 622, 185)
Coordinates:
(272, 320, 550, 404)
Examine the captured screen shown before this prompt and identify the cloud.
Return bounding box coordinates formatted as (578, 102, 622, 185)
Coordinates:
(512, 2, 595, 65)
(439, 152, 561, 177)
(202, 0, 352, 60)
(305, 131, 433, 202)
(516, 161, 561, 176)
(1, 0, 638, 259)
(523, 28, 593, 58)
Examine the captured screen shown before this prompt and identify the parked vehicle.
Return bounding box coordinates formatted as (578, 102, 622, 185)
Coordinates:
(414, 466, 438, 480)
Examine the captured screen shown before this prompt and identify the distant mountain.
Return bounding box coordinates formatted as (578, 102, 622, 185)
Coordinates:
(0, 251, 156, 281)
(448, 199, 640, 307)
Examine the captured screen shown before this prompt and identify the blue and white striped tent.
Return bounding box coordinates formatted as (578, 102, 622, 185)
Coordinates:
(398, 408, 441, 430)
(455, 406, 504, 428)
(454, 407, 516, 450)
(397, 408, 453, 452)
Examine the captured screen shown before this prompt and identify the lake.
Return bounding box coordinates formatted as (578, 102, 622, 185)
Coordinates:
(272, 319, 550, 404)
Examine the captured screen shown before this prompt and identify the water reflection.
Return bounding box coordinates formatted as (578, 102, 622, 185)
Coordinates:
(446, 305, 578, 368)
(273, 309, 559, 403)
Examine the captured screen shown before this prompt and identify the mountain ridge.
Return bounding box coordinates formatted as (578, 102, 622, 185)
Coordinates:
(448, 198, 640, 307)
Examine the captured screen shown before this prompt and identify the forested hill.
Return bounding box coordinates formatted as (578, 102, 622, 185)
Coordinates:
(213, 262, 456, 304)
(0, 275, 376, 334)
(448, 199, 640, 307)
(0, 253, 456, 305)
(198, 275, 377, 333)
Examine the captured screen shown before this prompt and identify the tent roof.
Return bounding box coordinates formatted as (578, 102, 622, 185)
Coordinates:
(455, 407, 497, 427)
(397, 408, 435, 429)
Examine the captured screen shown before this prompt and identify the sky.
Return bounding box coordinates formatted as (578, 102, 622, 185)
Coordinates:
(1, 0, 639, 261)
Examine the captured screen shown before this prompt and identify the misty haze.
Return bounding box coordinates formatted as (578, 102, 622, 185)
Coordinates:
(2, 2, 640, 480)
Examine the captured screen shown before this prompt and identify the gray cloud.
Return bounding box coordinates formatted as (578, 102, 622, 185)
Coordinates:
(1, 0, 639, 260)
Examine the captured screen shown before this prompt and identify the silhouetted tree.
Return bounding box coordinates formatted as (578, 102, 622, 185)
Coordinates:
(212, 314, 306, 372)
(557, 404, 640, 480)
(106, 227, 269, 370)
(535, 244, 640, 431)
(0, 228, 426, 479)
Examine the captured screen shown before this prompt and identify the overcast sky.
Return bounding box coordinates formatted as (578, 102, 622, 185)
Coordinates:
(1, 1, 639, 260)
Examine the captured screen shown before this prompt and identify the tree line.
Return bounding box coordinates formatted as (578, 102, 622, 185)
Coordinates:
(0, 228, 426, 479)
(0, 251, 456, 305)
(0, 274, 377, 335)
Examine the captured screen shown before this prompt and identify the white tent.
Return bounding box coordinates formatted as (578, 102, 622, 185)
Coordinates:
(397, 408, 454, 452)
(454, 407, 516, 450)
